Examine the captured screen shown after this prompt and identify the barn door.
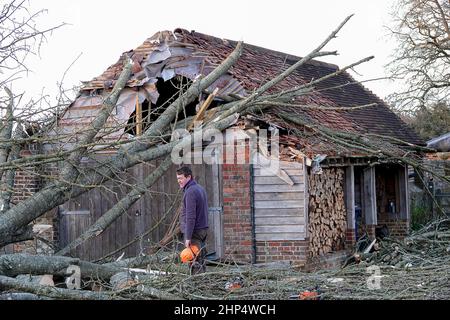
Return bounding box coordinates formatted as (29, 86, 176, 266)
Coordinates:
(191, 163, 223, 259)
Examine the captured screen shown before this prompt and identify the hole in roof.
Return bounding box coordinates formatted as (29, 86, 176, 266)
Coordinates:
(125, 76, 200, 136)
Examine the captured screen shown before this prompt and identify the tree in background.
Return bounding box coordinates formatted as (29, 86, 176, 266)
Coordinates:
(0, 0, 65, 88)
(386, 0, 450, 115)
(401, 102, 450, 140)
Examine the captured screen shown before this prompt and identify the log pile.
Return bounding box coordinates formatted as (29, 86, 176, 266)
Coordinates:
(308, 168, 347, 257)
(1, 218, 450, 300)
(345, 218, 450, 268)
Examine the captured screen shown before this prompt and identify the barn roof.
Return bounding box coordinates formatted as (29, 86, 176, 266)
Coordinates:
(72, 28, 424, 157)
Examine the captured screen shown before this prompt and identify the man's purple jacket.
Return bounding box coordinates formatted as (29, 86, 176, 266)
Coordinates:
(180, 179, 208, 241)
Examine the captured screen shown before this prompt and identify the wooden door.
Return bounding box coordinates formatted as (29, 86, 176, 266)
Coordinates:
(190, 163, 223, 259)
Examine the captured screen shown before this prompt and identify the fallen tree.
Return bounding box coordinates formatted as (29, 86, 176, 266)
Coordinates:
(0, 12, 369, 248)
(0, 1, 449, 301)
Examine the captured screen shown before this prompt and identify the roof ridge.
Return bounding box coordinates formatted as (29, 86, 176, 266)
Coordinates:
(78, 27, 424, 147)
(173, 28, 339, 71)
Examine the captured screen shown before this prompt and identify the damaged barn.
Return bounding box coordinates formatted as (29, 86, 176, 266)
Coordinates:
(2, 25, 427, 272)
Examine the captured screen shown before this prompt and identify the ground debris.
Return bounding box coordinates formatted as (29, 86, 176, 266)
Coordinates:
(3, 220, 450, 300)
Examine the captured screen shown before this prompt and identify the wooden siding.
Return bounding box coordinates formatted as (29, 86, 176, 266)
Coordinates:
(253, 161, 306, 241)
(58, 160, 222, 261)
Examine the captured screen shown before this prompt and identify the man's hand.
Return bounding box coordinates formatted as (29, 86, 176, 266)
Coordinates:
(185, 239, 191, 248)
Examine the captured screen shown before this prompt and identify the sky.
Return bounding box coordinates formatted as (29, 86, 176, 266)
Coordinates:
(18, 0, 400, 106)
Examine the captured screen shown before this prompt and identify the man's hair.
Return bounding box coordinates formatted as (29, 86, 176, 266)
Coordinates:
(176, 166, 192, 178)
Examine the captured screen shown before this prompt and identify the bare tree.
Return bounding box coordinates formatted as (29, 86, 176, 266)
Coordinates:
(0, 0, 65, 243)
(0, 0, 65, 87)
(402, 102, 450, 139)
(0, 2, 447, 299)
(387, 0, 450, 114)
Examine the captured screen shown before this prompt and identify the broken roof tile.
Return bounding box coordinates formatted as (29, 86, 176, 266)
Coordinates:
(78, 28, 423, 153)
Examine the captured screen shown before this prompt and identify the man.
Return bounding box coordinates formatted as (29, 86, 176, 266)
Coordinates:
(176, 166, 208, 274)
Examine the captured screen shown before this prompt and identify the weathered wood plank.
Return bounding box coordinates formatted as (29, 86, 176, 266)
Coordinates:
(63, 108, 99, 119)
(254, 184, 305, 193)
(58, 209, 68, 249)
(254, 192, 304, 201)
(204, 163, 213, 207)
(255, 216, 305, 225)
(73, 213, 91, 259)
(98, 188, 112, 260)
(142, 163, 153, 252)
(255, 162, 302, 170)
(68, 215, 77, 257)
(254, 175, 304, 185)
(211, 163, 223, 257)
(253, 168, 303, 177)
(399, 165, 409, 219)
(254, 161, 303, 169)
(60, 210, 90, 215)
(200, 164, 216, 255)
(59, 158, 220, 261)
(255, 200, 304, 209)
(207, 210, 217, 254)
(256, 225, 305, 233)
(119, 167, 132, 256)
(255, 233, 306, 241)
(363, 167, 377, 225)
(345, 165, 355, 228)
(156, 160, 165, 244)
(278, 161, 303, 169)
(85, 190, 98, 261)
(159, 167, 166, 243)
(149, 165, 160, 245)
(255, 208, 304, 217)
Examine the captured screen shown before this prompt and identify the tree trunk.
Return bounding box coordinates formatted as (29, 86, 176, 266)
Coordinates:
(0, 43, 242, 246)
(0, 57, 133, 245)
(0, 254, 123, 280)
(0, 275, 113, 300)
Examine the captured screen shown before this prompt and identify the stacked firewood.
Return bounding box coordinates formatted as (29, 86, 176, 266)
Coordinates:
(346, 218, 450, 268)
(308, 168, 347, 257)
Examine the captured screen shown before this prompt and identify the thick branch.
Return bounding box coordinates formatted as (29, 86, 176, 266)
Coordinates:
(0, 253, 122, 280)
(0, 275, 112, 300)
(58, 55, 133, 180)
(56, 155, 173, 256)
(0, 57, 132, 243)
(0, 124, 26, 212)
(0, 87, 14, 174)
(218, 15, 353, 121)
(0, 43, 241, 245)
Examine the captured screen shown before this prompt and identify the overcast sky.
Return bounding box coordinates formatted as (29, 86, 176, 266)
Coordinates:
(19, 0, 399, 105)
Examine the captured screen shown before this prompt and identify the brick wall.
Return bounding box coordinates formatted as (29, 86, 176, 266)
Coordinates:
(11, 148, 42, 205)
(255, 240, 309, 266)
(2, 143, 56, 255)
(221, 128, 254, 263)
(377, 217, 409, 238)
(345, 228, 356, 248)
(222, 161, 253, 262)
(43, 161, 61, 246)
